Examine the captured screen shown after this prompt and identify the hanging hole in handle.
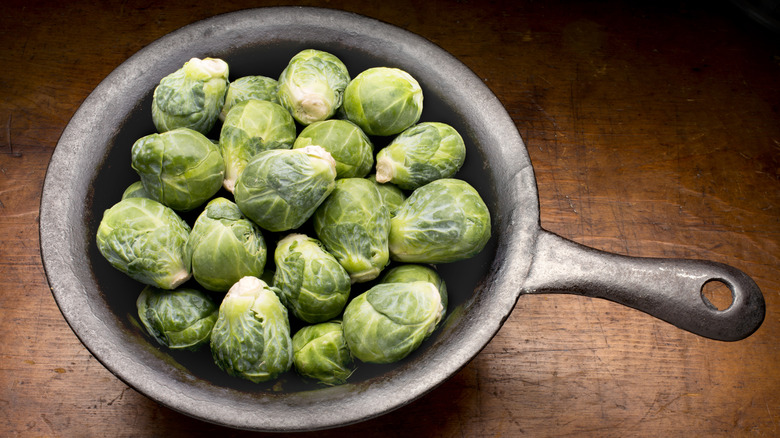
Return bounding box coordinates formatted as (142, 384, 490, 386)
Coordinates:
(701, 279, 734, 311)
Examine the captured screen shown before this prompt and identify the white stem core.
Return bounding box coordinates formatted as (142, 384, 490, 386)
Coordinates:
(374, 157, 395, 183)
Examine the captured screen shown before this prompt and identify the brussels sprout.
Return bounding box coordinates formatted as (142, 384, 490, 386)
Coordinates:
(342, 281, 443, 364)
(234, 146, 337, 232)
(313, 178, 390, 283)
(152, 57, 229, 135)
(210, 276, 293, 383)
(277, 49, 351, 125)
(341, 67, 423, 136)
(219, 99, 297, 192)
(219, 75, 279, 120)
(389, 179, 491, 263)
(121, 181, 151, 200)
(96, 197, 191, 289)
(273, 234, 351, 323)
(375, 122, 466, 190)
(131, 127, 225, 212)
(293, 119, 374, 178)
(379, 264, 448, 323)
(367, 174, 407, 218)
(136, 285, 218, 351)
(292, 321, 355, 385)
(186, 197, 267, 292)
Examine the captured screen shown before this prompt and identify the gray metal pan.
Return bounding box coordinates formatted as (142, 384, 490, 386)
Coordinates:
(39, 6, 765, 432)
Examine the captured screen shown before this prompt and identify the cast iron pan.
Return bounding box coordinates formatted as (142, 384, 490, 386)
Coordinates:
(39, 7, 765, 432)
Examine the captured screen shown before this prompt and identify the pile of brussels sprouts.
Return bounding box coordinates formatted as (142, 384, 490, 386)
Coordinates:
(96, 50, 491, 386)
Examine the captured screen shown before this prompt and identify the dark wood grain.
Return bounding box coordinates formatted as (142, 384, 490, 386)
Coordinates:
(2, 0, 778, 436)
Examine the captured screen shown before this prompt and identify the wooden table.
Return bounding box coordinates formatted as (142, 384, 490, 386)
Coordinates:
(3, 1, 778, 436)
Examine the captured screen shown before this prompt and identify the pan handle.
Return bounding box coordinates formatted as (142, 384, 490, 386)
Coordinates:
(522, 230, 765, 341)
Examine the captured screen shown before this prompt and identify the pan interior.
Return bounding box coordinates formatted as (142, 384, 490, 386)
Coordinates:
(39, 6, 540, 431)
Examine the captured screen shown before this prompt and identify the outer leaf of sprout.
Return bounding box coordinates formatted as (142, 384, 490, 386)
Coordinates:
(313, 178, 390, 283)
(273, 233, 351, 323)
(210, 276, 293, 383)
(234, 146, 337, 232)
(136, 286, 218, 351)
(131, 127, 225, 212)
(219, 75, 279, 121)
(389, 178, 491, 263)
(379, 263, 448, 325)
(293, 119, 374, 178)
(219, 99, 296, 193)
(96, 197, 191, 289)
(277, 49, 350, 125)
(342, 281, 443, 364)
(341, 67, 423, 137)
(292, 321, 355, 385)
(186, 197, 267, 292)
(375, 122, 466, 190)
(152, 57, 229, 134)
(367, 174, 406, 218)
